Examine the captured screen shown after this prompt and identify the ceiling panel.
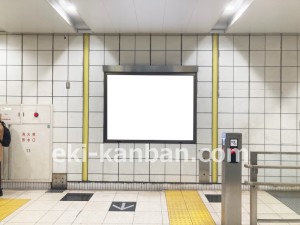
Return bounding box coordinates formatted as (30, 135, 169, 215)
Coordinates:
(69, 0, 116, 33)
(4, 0, 298, 34)
(0, 0, 75, 33)
(101, 0, 138, 33)
(71, 0, 138, 33)
(227, 0, 300, 33)
(133, 0, 166, 33)
(163, 0, 199, 33)
(71, 0, 232, 33)
(184, 0, 232, 33)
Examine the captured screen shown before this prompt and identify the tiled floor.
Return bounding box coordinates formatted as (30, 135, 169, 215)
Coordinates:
(0, 189, 299, 225)
(166, 191, 215, 225)
(268, 191, 300, 215)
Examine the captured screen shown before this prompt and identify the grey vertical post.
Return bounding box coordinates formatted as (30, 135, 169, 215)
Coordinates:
(250, 152, 258, 225)
(221, 133, 242, 225)
(250, 184, 257, 225)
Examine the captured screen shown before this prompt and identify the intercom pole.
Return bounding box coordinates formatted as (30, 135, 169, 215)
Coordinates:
(221, 133, 242, 225)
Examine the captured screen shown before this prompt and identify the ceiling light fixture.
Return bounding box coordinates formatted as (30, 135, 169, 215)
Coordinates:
(228, 0, 254, 27)
(211, 0, 253, 32)
(46, 0, 91, 32)
(47, 0, 74, 26)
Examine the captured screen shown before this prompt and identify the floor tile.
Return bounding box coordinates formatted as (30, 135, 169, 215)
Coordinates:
(73, 211, 106, 224)
(36, 210, 64, 223)
(137, 192, 161, 202)
(4, 223, 36, 225)
(135, 201, 162, 212)
(89, 192, 116, 202)
(134, 212, 163, 224)
(268, 203, 297, 214)
(52, 201, 73, 211)
(1, 189, 300, 225)
(104, 212, 135, 224)
(268, 191, 300, 215)
(23, 200, 57, 211)
(55, 210, 81, 223)
(114, 193, 138, 202)
(17, 191, 45, 200)
(257, 213, 282, 220)
(67, 201, 87, 211)
(35, 223, 56, 225)
(83, 201, 111, 211)
(102, 224, 132, 225)
(39, 193, 68, 201)
(9, 210, 47, 223)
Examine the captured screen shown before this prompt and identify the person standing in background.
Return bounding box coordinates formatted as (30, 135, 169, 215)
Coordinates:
(0, 114, 3, 163)
(0, 114, 3, 160)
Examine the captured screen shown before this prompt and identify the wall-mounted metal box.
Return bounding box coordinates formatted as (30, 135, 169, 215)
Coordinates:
(0, 105, 52, 182)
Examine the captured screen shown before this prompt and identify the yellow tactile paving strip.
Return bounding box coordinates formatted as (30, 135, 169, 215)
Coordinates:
(166, 191, 215, 225)
(0, 198, 30, 221)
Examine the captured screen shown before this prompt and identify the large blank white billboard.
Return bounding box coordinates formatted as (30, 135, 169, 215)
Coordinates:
(104, 74, 196, 143)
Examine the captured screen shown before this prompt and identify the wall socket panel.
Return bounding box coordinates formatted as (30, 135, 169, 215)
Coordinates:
(199, 158, 210, 183)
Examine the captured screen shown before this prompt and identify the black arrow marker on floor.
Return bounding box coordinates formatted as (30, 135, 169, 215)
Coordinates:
(112, 202, 135, 211)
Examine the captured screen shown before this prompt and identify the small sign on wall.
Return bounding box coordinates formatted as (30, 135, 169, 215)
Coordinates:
(230, 139, 238, 147)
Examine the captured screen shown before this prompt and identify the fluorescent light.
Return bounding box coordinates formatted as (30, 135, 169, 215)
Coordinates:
(47, 0, 74, 26)
(225, 5, 236, 12)
(46, 0, 90, 31)
(57, 0, 77, 15)
(66, 5, 77, 13)
(228, 0, 254, 27)
(211, 0, 254, 32)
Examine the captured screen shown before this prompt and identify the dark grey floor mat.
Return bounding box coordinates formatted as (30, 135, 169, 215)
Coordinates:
(205, 194, 221, 203)
(60, 193, 93, 201)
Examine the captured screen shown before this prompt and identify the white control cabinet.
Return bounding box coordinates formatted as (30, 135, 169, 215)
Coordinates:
(0, 105, 52, 182)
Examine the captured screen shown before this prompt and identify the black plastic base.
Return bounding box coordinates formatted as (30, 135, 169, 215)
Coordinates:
(0, 188, 3, 197)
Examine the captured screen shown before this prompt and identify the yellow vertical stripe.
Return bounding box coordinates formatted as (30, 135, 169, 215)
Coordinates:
(82, 33, 89, 181)
(212, 34, 219, 183)
(166, 191, 215, 225)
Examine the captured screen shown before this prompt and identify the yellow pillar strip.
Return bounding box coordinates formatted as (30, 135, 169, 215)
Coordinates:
(82, 33, 90, 181)
(212, 34, 219, 183)
(165, 191, 215, 225)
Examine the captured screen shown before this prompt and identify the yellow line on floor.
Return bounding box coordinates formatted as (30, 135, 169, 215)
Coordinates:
(166, 191, 215, 225)
(0, 198, 30, 221)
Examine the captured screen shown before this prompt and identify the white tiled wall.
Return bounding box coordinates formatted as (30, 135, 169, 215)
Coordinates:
(219, 34, 300, 183)
(0, 34, 212, 183)
(1, 33, 299, 184)
(0, 34, 84, 181)
(87, 34, 212, 183)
